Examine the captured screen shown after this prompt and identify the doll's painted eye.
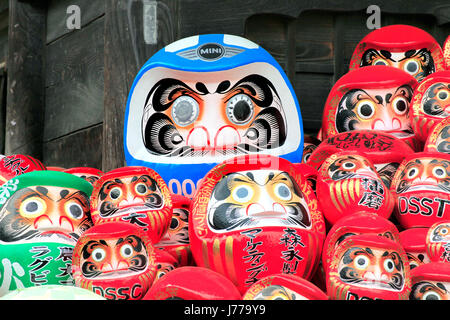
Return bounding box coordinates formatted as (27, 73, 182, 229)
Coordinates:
(135, 183, 148, 195)
(342, 161, 356, 170)
(120, 244, 134, 258)
(109, 187, 122, 200)
(392, 97, 408, 115)
(232, 185, 254, 203)
(20, 197, 47, 218)
(403, 60, 419, 75)
(437, 89, 449, 101)
(373, 58, 388, 66)
(171, 96, 199, 127)
(356, 100, 375, 120)
(65, 201, 84, 220)
(432, 166, 446, 179)
(170, 217, 180, 230)
(92, 248, 106, 262)
(383, 258, 395, 273)
(354, 254, 370, 270)
(226, 94, 254, 125)
(422, 291, 441, 300)
(407, 167, 419, 179)
(439, 227, 449, 236)
(274, 183, 292, 201)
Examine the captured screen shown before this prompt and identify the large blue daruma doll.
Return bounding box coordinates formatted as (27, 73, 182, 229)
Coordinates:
(124, 34, 304, 197)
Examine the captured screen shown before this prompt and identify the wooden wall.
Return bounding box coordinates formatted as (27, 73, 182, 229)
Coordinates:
(2, 0, 450, 172)
(43, 0, 105, 169)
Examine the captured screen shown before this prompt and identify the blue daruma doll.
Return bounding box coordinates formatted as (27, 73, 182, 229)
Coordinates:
(124, 34, 304, 197)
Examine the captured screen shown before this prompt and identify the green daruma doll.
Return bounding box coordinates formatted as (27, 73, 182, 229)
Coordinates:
(0, 170, 93, 296)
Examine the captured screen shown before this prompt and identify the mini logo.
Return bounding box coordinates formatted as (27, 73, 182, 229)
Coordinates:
(197, 43, 225, 61)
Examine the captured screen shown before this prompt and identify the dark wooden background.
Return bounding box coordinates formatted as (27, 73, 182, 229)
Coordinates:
(1, 0, 449, 173)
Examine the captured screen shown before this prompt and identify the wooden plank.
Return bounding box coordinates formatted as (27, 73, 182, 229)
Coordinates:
(42, 124, 102, 169)
(46, 0, 105, 44)
(5, 0, 46, 159)
(44, 16, 104, 141)
(102, 0, 177, 172)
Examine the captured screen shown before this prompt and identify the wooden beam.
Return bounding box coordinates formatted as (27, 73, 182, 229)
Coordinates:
(102, 0, 177, 172)
(5, 0, 46, 159)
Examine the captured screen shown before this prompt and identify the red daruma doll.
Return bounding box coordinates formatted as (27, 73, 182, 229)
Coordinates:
(72, 222, 157, 300)
(316, 151, 394, 226)
(189, 154, 326, 294)
(390, 152, 450, 229)
(410, 71, 450, 142)
(326, 234, 411, 300)
(426, 220, 450, 263)
(90, 166, 173, 244)
(321, 65, 419, 150)
(349, 24, 445, 82)
(321, 212, 400, 275)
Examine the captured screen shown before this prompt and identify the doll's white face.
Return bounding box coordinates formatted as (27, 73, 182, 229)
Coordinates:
(126, 63, 301, 165)
(337, 246, 406, 292)
(206, 170, 311, 233)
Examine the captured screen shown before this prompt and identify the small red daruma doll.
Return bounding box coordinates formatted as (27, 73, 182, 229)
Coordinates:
(426, 220, 450, 263)
(90, 166, 173, 244)
(349, 24, 445, 82)
(322, 212, 400, 275)
(242, 273, 328, 300)
(72, 222, 157, 300)
(190, 154, 326, 294)
(64, 167, 104, 185)
(321, 65, 419, 150)
(390, 152, 450, 229)
(410, 71, 450, 142)
(316, 151, 394, 226)
(424, 116, 450, 154)
(155, 194, 194, 266)
(410, 262, 450, 300)
(399, 227, 430, 270)
(143, 266, 241, 300)
(326, 234, 411, 300)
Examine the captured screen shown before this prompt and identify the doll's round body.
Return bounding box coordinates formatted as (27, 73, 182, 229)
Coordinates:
(316, 151, 394, 225)
(326, 234, 411, 300)
(190, 154, 326, 294)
